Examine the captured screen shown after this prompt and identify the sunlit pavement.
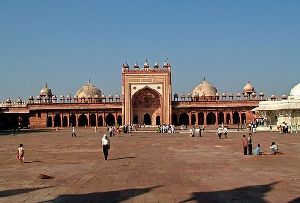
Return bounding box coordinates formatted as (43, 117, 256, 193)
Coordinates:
(0, 128, 299, 202)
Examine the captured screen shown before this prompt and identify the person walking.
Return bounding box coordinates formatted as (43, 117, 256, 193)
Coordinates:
(248, 133, 253, 155)
(16, 144, 24, 163)
(72, 127, 76, 137)
(242, 135, 248, 155)
(101, 134, 110, 161)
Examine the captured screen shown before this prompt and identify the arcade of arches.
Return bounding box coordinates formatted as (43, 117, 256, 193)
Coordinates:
(172, 111, 247, 126)
(45, 112, 122, 128)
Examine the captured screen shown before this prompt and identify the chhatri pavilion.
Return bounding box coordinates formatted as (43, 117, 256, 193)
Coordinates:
(0, 61, 263, 129)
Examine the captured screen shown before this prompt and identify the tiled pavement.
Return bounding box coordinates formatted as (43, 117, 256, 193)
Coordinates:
(0, 128, 299, 203)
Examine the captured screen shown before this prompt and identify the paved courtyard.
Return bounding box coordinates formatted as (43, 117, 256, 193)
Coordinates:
(0, 128, 299, 203)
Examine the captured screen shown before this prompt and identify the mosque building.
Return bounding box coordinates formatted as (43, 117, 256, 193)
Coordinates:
(0, 61, 262, 129)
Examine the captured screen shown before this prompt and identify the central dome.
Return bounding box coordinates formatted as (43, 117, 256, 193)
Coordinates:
(192, 79, 217, 97)
(290, 83, 300, 97)
(76, 81, 102, 99)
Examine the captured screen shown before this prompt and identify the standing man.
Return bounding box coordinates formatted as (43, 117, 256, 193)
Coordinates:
(248, 133, 253, 155)
(72, 127, 76, 137)
(242, 135, 248, 155)
(101, 134, 110, 160)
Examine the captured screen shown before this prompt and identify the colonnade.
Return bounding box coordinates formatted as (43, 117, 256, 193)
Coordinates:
(46, 111, 122, 127)
(172, 110, 247, 126)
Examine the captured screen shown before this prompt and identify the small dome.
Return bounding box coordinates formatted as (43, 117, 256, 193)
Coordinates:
(192, 79, 217, 97)
(187, 93, 192, 98)
(52, 95, 57, 100)
(6, 98, 11, 103)
(236, 92, 241, 97)
(181, 93, 185, 97)
(115, 94, 120, 98)
(66, 94, 71, 99)
(271, 95, 276, 100)
(29, 96, 34, 100)
(282, 95, 288, 99)
(144, 60, 149, 68)
(102, 94, 106, 98)
(60, 94, 65, 99)
(222, 93, 227, 97)
(174, 93, 178, 98)
(17, 97, 22, 103)
(252, 92, 257, 98)
(243, 82, 255, 94)
(154, 62, 159, 68)
(108, 94, 113, 99)
(36, 95, 41, 100)
(228, 93, 234, 97)
(290, 83, 300, 97)
(40, 83, 52, 97)
(123, 63, 129, 69)
(259, 92, 264, 97)
(134, 62, 139, 69)
(76, 81, 102, 99)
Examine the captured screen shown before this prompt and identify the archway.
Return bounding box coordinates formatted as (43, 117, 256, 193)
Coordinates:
(156, 116, 161, 125)
(241, 113, 246, 124)
(144, 113, 151, 125)
(47, 116, 52, 127)
(233, 112, 240, 124)
(218, 112, 224, 125)
(90, 114, 96, 126)
(21, 115, 30, 128)
(198, 112, 204, 125)
(117, 115, 122, 126)
(172, 114, 178, 126)
(226, 113, 231, 124)
(206, 112, 216, 125)
(98, 115, 103, 126)
(106, 113, 115, 126)
(69, 114, 76, 127)
(191, 114, 196, 125)
(54, 114, 61, 127)
(133, 115, 138, 124)
(78, 114, 88, 127)
(132, 87, 161, 126)
(63, 116, 68, 127)
(179, 113, 189, 125)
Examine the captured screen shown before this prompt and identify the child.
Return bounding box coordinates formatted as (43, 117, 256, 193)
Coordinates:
(253, 144, 261, 156)
(16, 144, 24, 163)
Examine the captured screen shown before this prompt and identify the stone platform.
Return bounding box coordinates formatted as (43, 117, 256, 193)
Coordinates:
(0, 128, 299, 202)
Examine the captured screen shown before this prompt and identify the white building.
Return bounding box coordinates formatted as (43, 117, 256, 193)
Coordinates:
(253, 83, 300, 131)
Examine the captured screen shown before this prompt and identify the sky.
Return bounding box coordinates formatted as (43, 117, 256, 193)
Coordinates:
(0, 0, 299, 101)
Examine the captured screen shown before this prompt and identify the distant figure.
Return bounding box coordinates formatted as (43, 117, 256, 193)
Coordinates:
(16, 144, 24, 163)
(253, 144, 261, 156)
(270, 142, 278, 155)
(248, 133, 253, 155)
(72, 127, 76, 137)
(217, 126, 223, 139)
(101, 134, 110, 160)
(223, 126, 228, 139)
(56, 127, 60, 132)
(242, 135, 248, 155)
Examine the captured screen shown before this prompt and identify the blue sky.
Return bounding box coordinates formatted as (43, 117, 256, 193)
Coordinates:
(0, 0, 299, 101)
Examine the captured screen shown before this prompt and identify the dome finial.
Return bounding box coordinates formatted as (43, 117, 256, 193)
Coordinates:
(45, 83, 48, 87)
(88, 78, 91, 84)
(203, 76, 206, 81)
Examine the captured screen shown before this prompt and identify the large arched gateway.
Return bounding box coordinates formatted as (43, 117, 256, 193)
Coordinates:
(131, 87, 161, 126)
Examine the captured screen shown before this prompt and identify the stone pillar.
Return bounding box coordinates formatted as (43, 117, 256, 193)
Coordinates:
(188, 112, 192, 126)
(103, 112, 106, 127)
(204, 111, 207, 126)
(87, 113, 90, 126)
(52, 113, 55, 127)
(60, 113, 63, 127)
(195, 112, 199, 126)
(216, 111, 219, 126)
(76, 114, 79, 127)
(96, 112, 98, 127)
(230, 111, 233, 125)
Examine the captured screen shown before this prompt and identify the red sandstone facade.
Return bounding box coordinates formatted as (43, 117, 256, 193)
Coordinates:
(0, 62, 260, 129)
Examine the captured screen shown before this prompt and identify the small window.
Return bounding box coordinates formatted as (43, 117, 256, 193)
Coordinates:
(38, 113, 41, 118)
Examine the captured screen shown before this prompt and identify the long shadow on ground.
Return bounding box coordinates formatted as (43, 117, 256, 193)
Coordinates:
(41, 185, 161, 203)
(108, 156, 135, 161)
(180, 181, 280, 203)
(0, 186, 54, 198)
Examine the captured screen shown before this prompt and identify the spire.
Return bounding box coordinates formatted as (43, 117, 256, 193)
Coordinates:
(88, 78, 91, 84)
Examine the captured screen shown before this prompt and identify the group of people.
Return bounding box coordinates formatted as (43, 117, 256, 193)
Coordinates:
(242, 133, 282, 156)
(217, 126, 228, 139)
(158, 124, 175, 133)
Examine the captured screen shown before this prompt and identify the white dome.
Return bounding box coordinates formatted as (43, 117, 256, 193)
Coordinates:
(290, 83, 300, 97)
(192, 80, 217, 97)
(76, 81, 102, 99)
